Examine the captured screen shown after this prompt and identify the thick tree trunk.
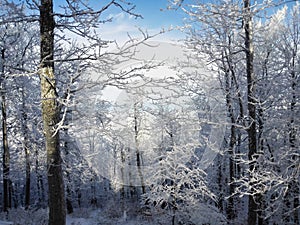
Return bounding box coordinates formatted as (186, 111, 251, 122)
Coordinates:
(39, 0, 66, 224)
(244, 1, 258, 225)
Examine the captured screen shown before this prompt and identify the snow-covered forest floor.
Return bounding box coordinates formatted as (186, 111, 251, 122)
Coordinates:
(66, 208, 161, 225)
(66, 208, 149, 225)
(0, 203, 232, 225)
(0, 207, 170, 225)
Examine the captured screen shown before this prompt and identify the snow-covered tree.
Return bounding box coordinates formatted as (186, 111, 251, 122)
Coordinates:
(169, 0, 299, 224)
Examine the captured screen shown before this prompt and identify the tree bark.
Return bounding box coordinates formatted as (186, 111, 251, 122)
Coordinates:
(1, 48, 11, 212)
(35, 148, 46, 206)
(39, 0, 66, 224)
(24, 143, 31, 210)
(225, 72, 236, 221)
(21, 87, 31, 210)
(63, 131, 74, 214)
(244, 1, 258, 225)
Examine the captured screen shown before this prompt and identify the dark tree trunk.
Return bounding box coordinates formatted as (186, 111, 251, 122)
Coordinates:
(24, 144, 31, 210)
(134, 102, 145, 195)
(1, 49, 11, 212)
(39, 0, 66, 224)
(35, 148, 46, 206)
(66, 175, 73, 214)
(244, 1, 258, 225)
(20, 86, 31, 210)
(224, 68, 236, 221)
(64, 134, 74, 214)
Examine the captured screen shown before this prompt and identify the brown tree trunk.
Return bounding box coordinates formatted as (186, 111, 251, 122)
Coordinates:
(39, 0, 66, 224)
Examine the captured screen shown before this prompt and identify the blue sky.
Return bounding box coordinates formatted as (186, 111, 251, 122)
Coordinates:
(52, 0, 298, 42)
(54, 0, 186, 42)
(95, 0, 186, 41)
(130, 0, 185, 28)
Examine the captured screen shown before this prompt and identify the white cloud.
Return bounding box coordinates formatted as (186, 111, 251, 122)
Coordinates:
(107, 12, 134, 23)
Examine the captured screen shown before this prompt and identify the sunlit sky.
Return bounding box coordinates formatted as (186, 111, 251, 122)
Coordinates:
(50, 0, 298, 42)
(127, 0, 185, 28)
(53, 0, 186, 42)
(99, 0, 186, 42)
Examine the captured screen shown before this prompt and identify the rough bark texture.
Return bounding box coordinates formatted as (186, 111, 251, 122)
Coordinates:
(40, 0, 66, 224)
(244, 0, 258, 225)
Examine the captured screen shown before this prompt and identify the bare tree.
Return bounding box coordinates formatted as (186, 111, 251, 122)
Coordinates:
(166, 0, 300, 224)
(1, 46, 11, 212)
(39, 1, 66, 224)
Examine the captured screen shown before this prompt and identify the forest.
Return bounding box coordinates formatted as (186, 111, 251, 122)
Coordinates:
(0, 0, 299, 225)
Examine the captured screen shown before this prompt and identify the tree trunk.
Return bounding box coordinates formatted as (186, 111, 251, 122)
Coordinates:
(39, 0, 66, 224)
(66, 172, 73, 214)
(24, 144, 31, 210)
(244, 1, 258, 225)
(1, 48, 11, 212)
(134, 102, 146, 195)
(63, 111, 74, 214)
(35, 148, 46, 206)
(64, 137, 74, 214)
(224, 68, 236, 222)
(20, 84, 31, 210)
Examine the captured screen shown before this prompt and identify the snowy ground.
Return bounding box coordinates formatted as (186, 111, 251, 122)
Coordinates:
(0, 205, 225, 224)
(0, 208, 158, 225)
(66, 208, 158, 225)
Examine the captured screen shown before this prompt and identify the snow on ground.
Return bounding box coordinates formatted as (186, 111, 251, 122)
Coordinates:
(67, 215, 96, 225)
(66, 208, 155, 225)
(1, 207, 221, 225)
(66, 216, 149, 225)
(0, 207, 166, 225)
